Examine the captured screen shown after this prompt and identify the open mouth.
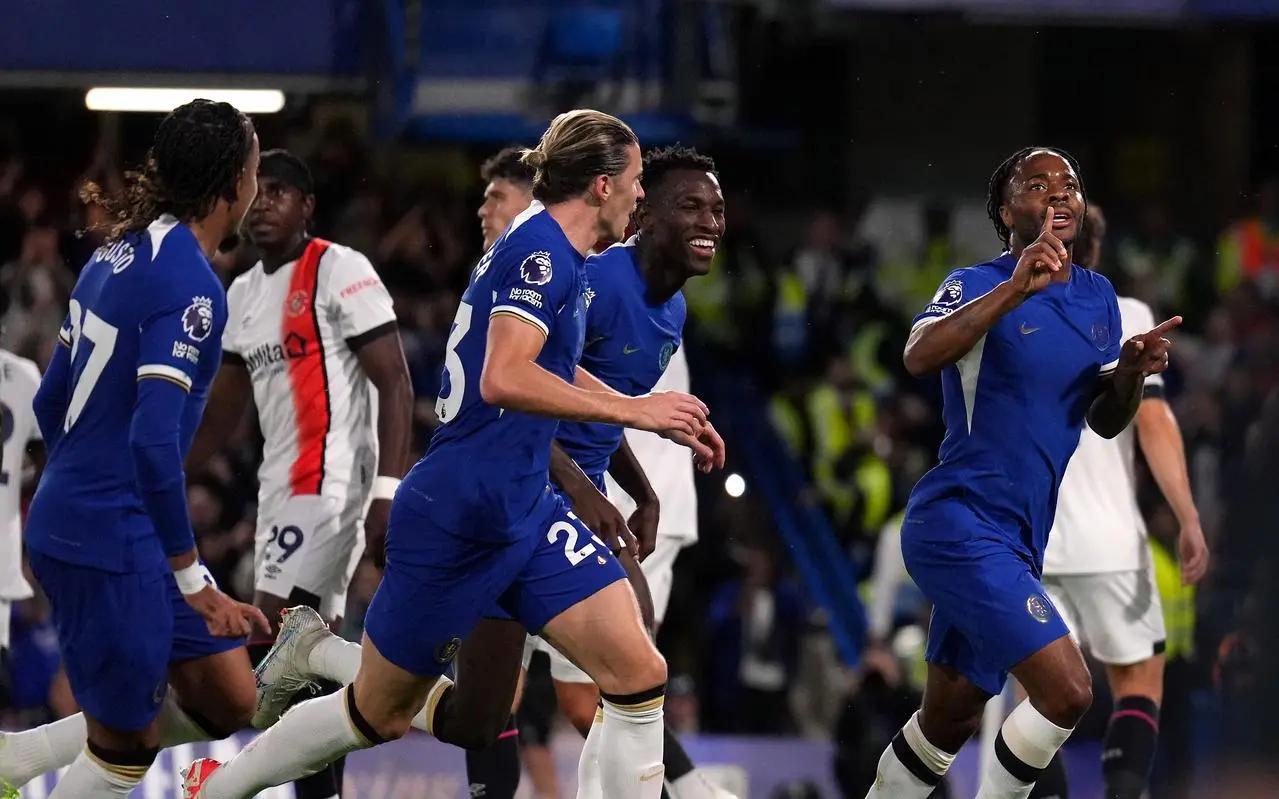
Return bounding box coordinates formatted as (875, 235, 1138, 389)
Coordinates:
(688, 236, 717, 258)
(1050, 209, 1073, 231)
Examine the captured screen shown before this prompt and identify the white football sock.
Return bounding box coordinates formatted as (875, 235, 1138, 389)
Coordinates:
(574, 707, 604, 799)
(977, 700, 1073, 799)
(48, 748, 148, 797)
(598, 693, 665, 799)
(671, 769, 725, 799)
(307, 635, 362, 685)
(195, 689, 371, 798)
(864, 711, 956, 798)
(0, 714, 87, 787)
(158, 691, 219, 748)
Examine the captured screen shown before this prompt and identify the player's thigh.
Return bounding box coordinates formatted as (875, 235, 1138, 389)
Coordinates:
(902, 509, 1071, 697)
(638, 535, 684, 628)
(168, 574, 255, 732)
(321, 495, 370, 621)
(27, 551, 172, 736)
(255, 495, 356, 605)
(502, 497, 665, 695)
(350, 630, 445, 739)
(1071, 568, 1167, 668)
(363, 498, 530, 679)
(448, 616, 529, 738)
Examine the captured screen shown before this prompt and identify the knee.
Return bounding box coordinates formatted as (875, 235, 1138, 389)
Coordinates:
(555, 682, 601, 736)
(593, 647, 667, 699)
(1036, 670, 1093, 728)
(918, 701, 983, 754)
(349, 681, 416, 743)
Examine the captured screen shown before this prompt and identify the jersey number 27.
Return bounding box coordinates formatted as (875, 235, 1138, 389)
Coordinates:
(62, 298, 120, 433)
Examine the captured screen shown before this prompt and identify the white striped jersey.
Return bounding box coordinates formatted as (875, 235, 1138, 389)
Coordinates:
(223, 239, 397, 511)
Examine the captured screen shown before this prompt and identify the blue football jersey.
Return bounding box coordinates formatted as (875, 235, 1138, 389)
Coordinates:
(414, 202, 587, 536)
(25, 217, 226, 572)
(905, 253, 1122, 564)
(556, 239, 686, 480)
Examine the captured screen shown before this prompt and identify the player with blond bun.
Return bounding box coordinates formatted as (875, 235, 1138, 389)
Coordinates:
(182, 108, 726, 799)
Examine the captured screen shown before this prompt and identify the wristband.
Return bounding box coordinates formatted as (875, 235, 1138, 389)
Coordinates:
(174, 562, 216, 596)
(372, 476, 401, 502)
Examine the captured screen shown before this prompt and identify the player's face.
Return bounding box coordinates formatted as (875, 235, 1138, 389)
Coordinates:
(478, 178, 532, 251)
(596, 143, 644, 246)
(226, 134, 261, 239)
(641, 170, 725, 277)
(1001, 151, 1085, 247)
(249, 175, 315, 251)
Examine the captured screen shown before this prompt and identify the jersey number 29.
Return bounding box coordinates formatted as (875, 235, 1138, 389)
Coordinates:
(62, 298, 120, 433)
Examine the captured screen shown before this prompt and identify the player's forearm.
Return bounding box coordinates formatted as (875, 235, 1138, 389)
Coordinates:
(903, 280, 1024, 376)
(1086, 370, 1144, 439)
(1136, 398, 1199, 527)
(608, 437, 658, 507)
(185, 361, 251, 470)
(132, 379, 198, 557)
(574, 366, 624, 397)
(549, 440, 601, 501)
(373, 369, 414, 479)
(480, 360, 637, 426)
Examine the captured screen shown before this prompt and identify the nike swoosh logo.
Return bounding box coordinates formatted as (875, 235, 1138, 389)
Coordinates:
(622, 345, 641, 354)
(1020, 322, 1040, 335)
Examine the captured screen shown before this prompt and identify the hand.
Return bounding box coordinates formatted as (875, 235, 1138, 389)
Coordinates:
(1178, 519, 1210, 585)
(185, 586, 271, 639)
(1119, 316, 1182, 377)
(664, 420, 726, 473)
(628, 499, 660, 561)
(628, 391, 709, 440)
(1010, 209, 1069, 297)
(363, 499, 392, 569)
(568, 482, 636, 559)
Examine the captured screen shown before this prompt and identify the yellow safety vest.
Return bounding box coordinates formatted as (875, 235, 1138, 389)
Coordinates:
(1151, 539, 1195, 660)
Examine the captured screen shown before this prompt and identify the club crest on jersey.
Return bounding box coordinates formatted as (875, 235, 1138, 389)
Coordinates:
(520, 251, 554, 286)
(1091, 323, 1110, 350)
(659, 341, 676, 371)
(1026, 594, 1052, 624)
(932, 279, 964, 308)
(182, 297, 214, 342)
(435, 637, 462, 664)
(287, 289, 311, 318)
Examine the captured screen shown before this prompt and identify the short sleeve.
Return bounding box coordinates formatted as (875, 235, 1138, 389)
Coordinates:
(136, 281, 224, 392)
(328, 248, 397, 342)
(1118, 296, 1163, 389)
(490, 246, 576, 337)
(912, 267, 1000, 330)
(222, 280, 246, 359)
(1097, 279, 1123, 376)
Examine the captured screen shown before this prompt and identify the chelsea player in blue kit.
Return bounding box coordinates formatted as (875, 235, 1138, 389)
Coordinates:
(864, 149, 1180, 799)
(185, 110, 724, 799)
(11, 101, 268, 799)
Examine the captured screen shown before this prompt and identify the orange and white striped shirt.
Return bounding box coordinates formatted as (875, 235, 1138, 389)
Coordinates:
(224, 238, 397, 510)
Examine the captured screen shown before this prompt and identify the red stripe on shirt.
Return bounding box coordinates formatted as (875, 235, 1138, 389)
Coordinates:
(282, 238, 332, 495)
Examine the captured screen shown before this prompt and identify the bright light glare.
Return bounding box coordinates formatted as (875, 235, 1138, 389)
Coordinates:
(724, 473, 746, 498)
(85, 88, 286, 114)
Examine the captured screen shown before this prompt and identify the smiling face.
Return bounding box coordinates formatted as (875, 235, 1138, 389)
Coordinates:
(999, 150, 1086, 250)
(636, 168, 726, 277)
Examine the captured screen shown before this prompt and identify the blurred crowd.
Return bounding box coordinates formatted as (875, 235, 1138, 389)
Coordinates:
(3, 109, 1279, 792)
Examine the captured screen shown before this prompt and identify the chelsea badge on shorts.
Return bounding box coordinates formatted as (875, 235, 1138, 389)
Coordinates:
(1026, 594, 1052, 624)
(435, 637, 463, 664)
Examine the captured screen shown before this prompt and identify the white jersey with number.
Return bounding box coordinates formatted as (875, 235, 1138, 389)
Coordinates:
(603, 344, 699, 543)
(0, 350, 42, 600)
(223, 238, 397, 512)
(1043, 296, 1162, 576)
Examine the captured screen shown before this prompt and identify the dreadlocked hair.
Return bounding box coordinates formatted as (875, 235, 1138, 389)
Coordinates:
(641, 144, 717, 198)
(985, 146, 1083, 247)
(81, 99, 254, 241)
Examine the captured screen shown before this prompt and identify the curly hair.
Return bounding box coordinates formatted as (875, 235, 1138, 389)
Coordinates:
(641, 144, 717, 198)
(985, 146, 1083, 247)
(82, 99, 255, 241)
(481, 146, 536, 187)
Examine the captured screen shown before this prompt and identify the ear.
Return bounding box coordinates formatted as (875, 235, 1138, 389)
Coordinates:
(998, 203, 1013, 229)
(590, 173, 611, 207)
(302, 193, 317, 223)
(633, 200, 650, 232)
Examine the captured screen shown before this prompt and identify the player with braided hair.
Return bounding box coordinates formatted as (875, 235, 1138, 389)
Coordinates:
(0, 99, 269, 798)
(863, 147, 1181, 799)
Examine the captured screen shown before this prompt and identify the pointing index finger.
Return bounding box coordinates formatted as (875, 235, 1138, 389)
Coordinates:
(1145, 316, 1183, 339)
